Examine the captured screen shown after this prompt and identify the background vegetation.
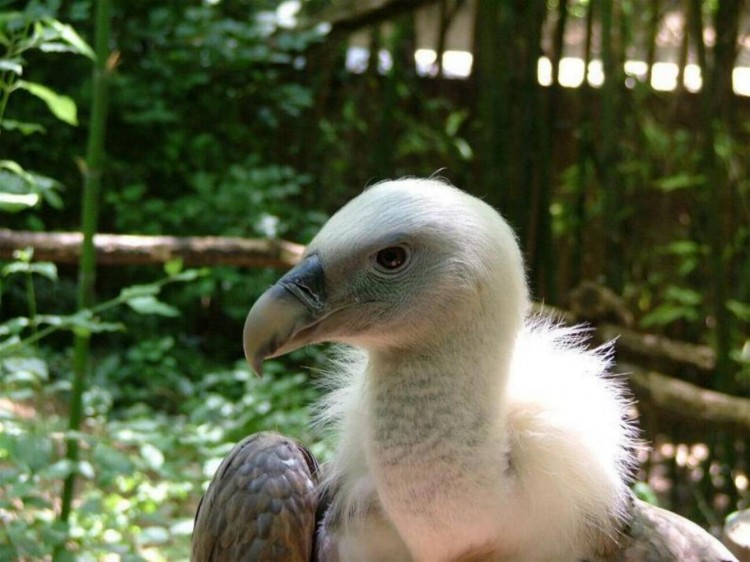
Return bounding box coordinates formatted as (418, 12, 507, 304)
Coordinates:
(1, 0, 748, 560)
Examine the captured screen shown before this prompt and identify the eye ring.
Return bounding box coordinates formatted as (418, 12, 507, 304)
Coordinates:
(374, 245, 411, 274)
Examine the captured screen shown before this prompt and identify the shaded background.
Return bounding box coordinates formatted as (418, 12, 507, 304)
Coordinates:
(1, 0, 748, 560)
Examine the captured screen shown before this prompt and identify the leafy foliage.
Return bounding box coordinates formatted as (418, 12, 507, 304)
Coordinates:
(0, 5, 90, 214)
(0, 3, 332, 558)
(0, 348, 321, 561)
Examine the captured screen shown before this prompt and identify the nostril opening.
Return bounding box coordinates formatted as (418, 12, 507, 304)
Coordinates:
(296, 282, 317, 303)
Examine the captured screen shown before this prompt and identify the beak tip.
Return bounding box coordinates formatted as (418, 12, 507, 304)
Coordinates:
(251, 357, 264, 377)
(243, 336, 268, 377)
(242, 255, 325, 377)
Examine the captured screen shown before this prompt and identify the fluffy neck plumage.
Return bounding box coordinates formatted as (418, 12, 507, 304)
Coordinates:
(361, 297, 522, 560)
(325, 269, 630, 561)
(339, 313, 631, 561)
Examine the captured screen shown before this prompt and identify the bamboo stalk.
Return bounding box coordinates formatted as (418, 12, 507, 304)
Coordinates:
(645, 0, 661, 87)
(571, 0, 596, 286)
(58, 0, 112, 531)
(599, 0, 625, 292)
(688, 0, 734, 391)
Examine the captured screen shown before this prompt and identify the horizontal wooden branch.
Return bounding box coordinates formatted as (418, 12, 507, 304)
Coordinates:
(532, 304, 745, 428)
(598, 323, 716, 377)
(0, 229, 304, 269)
(625, 363, 750, 431)
(3, 229, 745, 429)
(534, 303, 716, 381)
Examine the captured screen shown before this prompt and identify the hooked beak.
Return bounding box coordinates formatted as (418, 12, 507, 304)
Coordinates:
(243, 254, 327, 375)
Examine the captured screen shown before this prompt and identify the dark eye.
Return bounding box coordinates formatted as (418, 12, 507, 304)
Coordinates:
(375, 245, 410, 272)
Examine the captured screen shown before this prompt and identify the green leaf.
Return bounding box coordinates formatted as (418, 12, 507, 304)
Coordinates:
(641, 304, 699, 328)
(46, 19, 96, 60)
(664, 286, 702, 306)
(77, 460, 95, 479)
(0, 12, 25, 27)
(2, 261, 31, 276)
(140, 443, 165, 470)
(40, 459, 76, 479)
(36, 312, 124, 334)
(12, 433, 54, 472)
(0, 192, 39, 212)
(5, 370, 43, 386)
(163, 258, 184, 277)
(654, 173, 705, 192)
(0, 335, 22, 355)
(12, 247, 34, 262)
(0, 119, 46, 135)
(445, 109, 468, 137)
(2, 356, 48, 382)
(632, 481, 659, 505)
(71, 318, 124, 334)
(119, 284, 161, 301)
(0, 162, 64, 210)
(40, 521, 69, 551)
(93, 443, 134, 478)
(453, 137, 473, 160)
(662, 240, 702, 256)
(170, 268, 205, 282)
(0, 159, 34, 181)
(16, 80, 78, 125)
(0, 317, 30, 336)
(39, 41, 82, 54)
(170, 519, 195, 536)
(137, 526, 170, 545)
(0, 58, 23, 74)
(28, 261, 57, 281)
(126, 296, 180, 317)
(727, 300, 750, 322)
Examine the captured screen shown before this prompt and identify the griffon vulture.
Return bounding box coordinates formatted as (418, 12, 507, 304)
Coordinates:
(192, 179, 736, 562)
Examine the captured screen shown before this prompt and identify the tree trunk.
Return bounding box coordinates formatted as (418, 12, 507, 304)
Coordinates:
(599, 0, 625, 293)
(688, 0, 734, 392)
(472, 0, 547, 289)
(472, 0, 510, 213)
(571, 0, 596, 286)
(675, 0, 690, 93)
(711, 0, 741, 124)
(645, 0, 661, 87)
(534, 0, 569, 303)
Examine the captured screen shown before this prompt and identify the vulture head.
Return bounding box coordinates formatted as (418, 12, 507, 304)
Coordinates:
(193, 178, 736, 562)
(244, 178, 528, 370)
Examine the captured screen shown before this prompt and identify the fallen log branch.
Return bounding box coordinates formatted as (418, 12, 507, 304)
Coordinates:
(565, 281, 716, 379)
(598, 324, 716, 378)
(3, 228, 742, 430)
(534, 302, 716, 383)
(625, 363, 750, 431)
(0, 229, 304, 269)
